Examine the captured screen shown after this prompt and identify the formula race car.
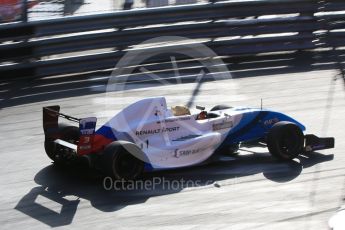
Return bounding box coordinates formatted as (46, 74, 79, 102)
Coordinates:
(43, 97, 334, 180)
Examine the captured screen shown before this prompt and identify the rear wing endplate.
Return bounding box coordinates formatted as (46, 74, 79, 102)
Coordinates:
(43, 105, 97, 155)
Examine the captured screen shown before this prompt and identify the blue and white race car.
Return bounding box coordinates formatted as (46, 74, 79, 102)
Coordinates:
(43, 96, 334, 180)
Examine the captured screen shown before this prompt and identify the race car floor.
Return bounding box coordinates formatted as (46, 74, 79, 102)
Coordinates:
(0, 69, 344, 229)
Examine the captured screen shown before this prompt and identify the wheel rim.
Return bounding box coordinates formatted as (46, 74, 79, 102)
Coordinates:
(114, 152, 143, 180)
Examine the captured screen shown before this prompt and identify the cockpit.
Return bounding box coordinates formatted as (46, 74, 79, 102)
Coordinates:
(170, 105, 221, 120)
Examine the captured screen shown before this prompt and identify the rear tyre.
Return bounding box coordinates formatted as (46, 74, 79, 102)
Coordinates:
(267, 121, 304, 160)
(101, 142, 144, 180)
(44, 125, 79, 165)
(210, 105, 232, 111)
(215, 143, 240, 156)
(228, 143, 240, 155)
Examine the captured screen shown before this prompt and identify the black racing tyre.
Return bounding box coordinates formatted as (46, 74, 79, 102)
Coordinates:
(210, 105, 232, 111)
(228, 143, 240, 155)
(44, 125, 79, 164)
(101, 142, 144, 180)
(215, 143, 240, 156)
(267, 121, 304, 160)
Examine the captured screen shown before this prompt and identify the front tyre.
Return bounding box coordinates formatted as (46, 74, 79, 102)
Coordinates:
(267, 121, 304, 160)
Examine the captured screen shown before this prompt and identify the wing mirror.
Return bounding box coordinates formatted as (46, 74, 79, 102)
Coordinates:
(196, 105, 205, 111)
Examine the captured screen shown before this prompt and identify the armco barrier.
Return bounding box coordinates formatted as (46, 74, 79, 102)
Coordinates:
(0, 0, 344, 79)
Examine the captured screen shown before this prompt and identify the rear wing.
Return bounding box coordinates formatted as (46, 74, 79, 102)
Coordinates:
(43, 105, 97, 155)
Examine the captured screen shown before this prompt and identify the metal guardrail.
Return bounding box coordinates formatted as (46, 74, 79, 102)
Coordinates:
(1, 0, 345, 79)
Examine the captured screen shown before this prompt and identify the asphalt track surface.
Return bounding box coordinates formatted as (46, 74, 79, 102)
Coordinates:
(0, 66, 345, 229)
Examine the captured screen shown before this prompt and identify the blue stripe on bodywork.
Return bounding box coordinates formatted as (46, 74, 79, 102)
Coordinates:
(144, 162, 154, 172)
(223, 111, 268, 145)
(96, 125, 117, 140)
